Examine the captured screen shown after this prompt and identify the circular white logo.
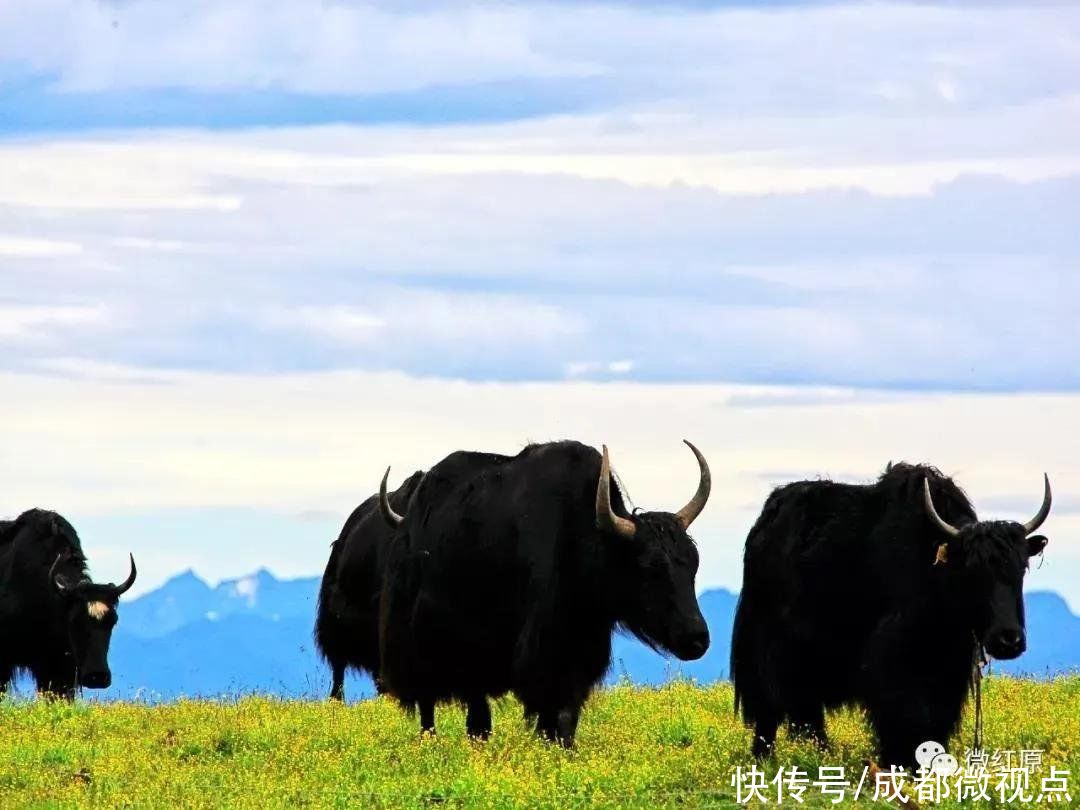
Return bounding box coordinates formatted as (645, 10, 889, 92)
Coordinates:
(915, 741, 946, 770)
(930, 753, 960, 777)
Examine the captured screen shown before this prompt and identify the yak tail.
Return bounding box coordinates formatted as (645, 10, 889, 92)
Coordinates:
(730, 593, 744, 716)
(730, 588, 759, 721)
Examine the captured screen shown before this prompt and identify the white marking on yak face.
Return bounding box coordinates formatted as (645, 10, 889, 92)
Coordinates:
(87, 601, 110, 621)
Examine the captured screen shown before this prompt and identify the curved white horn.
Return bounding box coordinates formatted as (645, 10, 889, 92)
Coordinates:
(379, 466, 405, 528)
(924, 478, 960, 538)
(1022, 474, 1052, 535)
(595, 445, 636, 539)
(674, 439, 712, 530)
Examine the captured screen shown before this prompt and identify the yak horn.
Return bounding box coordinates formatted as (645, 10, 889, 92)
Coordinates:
(1022, 474, 1052, 535)
(675, 439, 711, 530)
(924, 479, 961, 538)
(112, 553, 137, 595)
(595, 445, 636, 539)
(379, 466, 405, 528)
(49, 552, 73, 594)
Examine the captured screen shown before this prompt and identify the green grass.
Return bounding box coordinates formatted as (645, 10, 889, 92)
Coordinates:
(0, 677, 1077, 808)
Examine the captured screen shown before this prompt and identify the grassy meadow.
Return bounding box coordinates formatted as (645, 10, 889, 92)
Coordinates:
(0, 677, 1077, 808)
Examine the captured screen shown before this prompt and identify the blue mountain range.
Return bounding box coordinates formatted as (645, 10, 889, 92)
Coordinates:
(15, 570, 1073, 702)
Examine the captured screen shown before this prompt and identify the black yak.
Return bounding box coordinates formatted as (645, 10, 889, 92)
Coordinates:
(376, 439, 712, 744)
(731, 462, 1052, 768)
(0, 509, 137, 696)
(315, 470, 424, 701)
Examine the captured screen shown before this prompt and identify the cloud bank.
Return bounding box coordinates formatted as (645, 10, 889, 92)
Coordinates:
(1, 2, 1076, 389)
(2, 367, 1078, 609)
(2, 140, 1076, 388)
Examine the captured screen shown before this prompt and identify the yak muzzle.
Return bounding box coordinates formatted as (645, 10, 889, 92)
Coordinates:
(79, 670, 112, 689)
(673, 627, 710, 661)
(986, 628, 1026, 661)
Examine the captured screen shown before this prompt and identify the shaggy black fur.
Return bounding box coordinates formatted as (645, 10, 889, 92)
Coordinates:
(731, 462, 1049, 768)
(315, 470, 424, 701)
(377, 440, 709, 745)
(1, 509, 135, 697)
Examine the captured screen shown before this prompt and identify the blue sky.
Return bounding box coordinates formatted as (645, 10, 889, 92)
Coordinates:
(2, 0, 1079, 604)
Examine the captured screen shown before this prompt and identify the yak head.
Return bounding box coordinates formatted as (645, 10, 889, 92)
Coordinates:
(50, 551, 137, 689)
(595, 440, 712, 662)
(924, 476, 1051, 661)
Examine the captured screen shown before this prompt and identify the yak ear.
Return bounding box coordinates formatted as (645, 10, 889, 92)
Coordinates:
(1027, 535, 1048, 558)
(933, 543, 949, 566)
(49, 551, 83, 598)
(52, 570, 80, 597)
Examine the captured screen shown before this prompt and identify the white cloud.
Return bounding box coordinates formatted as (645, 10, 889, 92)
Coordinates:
(567, 360, 636, 378)
(0, 0, 602, 95)
(936, 77, 959, 103)
(0, 304, 111, 341)
(3, 1, 1077, 115)
(0, 235, 84, 258)
(4, 113, 1080, 223)
(265, 296, 584, 351)
(0, 144, 244, 210)
(111, 237, 211, 253)
(284, 150, 1080, 196)
(0, 131, 1077, 388)
(267, 306, 386, 345)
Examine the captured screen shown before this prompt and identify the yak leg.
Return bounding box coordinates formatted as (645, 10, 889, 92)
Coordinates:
(865, 657, 965, 770)
(867, 692, 947, 770)
(34, 668, 75, 701)
(555, 706, 581, 747)
(329, 663, 345, 702)
(537, 704, 581, 748)
(536, 709, 558, 743)
(751, 710, 781, 759)
(465, 696, 492, 740)
(418, 699, 437, 735)
(872, 706, 926, 770)
(787, 703, 828, 748)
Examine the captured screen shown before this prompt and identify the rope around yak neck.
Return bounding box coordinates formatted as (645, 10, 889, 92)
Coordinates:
(971, 636, 987, 754)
